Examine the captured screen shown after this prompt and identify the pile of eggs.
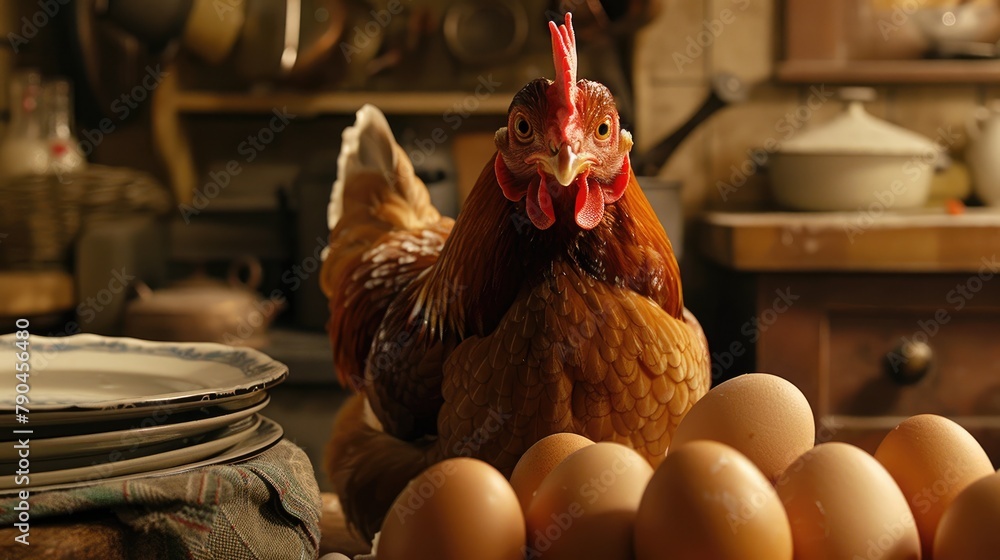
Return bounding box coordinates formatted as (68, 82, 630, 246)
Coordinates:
(371, 374, 1000, 560)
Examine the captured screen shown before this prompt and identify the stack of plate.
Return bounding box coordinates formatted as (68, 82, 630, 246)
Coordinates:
(0, 334, 288, 492)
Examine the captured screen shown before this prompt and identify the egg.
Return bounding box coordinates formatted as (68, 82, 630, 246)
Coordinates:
(776, 442, 920, 560)
(934, 471, 1000, 560)
(634, 440, 792, 560)
(525, 442, 652, 560)
(874, 414, 995, 557)
(510, 433, 595, 512)
(378, 458, 525, 560)
(670, 373, 815, 481)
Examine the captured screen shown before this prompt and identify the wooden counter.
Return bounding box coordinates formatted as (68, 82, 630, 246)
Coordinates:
(700, 208, 1000, 272)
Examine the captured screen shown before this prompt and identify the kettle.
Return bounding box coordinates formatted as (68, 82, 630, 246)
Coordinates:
(966, 100, 1000, 206)
(123, 256, 284, 348)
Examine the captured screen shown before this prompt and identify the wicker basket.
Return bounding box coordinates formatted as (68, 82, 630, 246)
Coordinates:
(0, 165, 173, 268)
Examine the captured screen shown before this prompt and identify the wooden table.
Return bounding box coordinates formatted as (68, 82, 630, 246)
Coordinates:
(700, 209, 1000, 463)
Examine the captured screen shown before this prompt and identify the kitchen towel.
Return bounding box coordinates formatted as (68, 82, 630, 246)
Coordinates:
(0, 439, 322, 559)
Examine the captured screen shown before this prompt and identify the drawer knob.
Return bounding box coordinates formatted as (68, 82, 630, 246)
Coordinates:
(885, 340, 933, 385)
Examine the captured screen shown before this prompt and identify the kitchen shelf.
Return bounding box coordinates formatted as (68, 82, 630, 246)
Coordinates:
(152, 63, 516, 204)
(777, 59, 1000, 84)
(174, 90, 515, 116)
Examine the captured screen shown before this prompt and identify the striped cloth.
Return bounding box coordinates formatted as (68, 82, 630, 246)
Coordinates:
(0, 439, 322, 559)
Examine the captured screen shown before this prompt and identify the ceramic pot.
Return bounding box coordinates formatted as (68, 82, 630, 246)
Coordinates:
(966, 100, 1000, 206)
(769, 88, 940, 211)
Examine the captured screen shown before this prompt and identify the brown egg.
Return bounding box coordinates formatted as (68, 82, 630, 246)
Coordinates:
(776, 442, 920, 560)
(934, 471, 1000, 560)
(670, 373, 815, 481)
(510, 433, 595, 512)
(379, 458, 525, 560)
(875, 414, 995, 557)
(635, 440, 792, 560)
(525, 442, 652, 560)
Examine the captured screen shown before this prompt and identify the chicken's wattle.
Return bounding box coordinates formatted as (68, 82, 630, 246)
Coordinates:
(494, 152, 631, 230)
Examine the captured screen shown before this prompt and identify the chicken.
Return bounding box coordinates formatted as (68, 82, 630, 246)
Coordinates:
(321, 13, 710, 540)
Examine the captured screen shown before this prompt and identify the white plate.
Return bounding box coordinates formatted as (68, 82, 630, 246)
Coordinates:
(0, 390, 268, 431)
(0, 415, 283, 491)
(0, 397, 270, 462)
(0, 334, 287, 414)
(23, 415, 261, 473)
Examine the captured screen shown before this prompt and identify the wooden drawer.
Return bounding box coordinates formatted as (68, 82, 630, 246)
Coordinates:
(828, 309, 1000, 417)
(756, 273, 1000, 466)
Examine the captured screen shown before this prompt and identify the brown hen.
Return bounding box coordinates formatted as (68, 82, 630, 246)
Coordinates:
(322, 14, 710, 541)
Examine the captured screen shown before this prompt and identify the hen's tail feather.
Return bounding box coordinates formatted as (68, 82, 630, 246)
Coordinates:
(327, 104, 441, 233)
(326, 393, 431, 542)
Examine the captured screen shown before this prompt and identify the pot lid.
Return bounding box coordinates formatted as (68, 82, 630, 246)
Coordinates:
(780, 92, 938, 156)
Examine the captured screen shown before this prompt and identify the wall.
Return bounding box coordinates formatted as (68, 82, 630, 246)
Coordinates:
(631, 0, 997, 381)
(633, 0, 988, 217)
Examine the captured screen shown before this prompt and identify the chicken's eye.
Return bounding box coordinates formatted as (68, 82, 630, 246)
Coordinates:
(514, 116, 532, 140)
(596, 120, 612, 140)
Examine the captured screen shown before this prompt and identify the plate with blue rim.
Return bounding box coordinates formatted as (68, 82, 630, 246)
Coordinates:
(0, 334, 287, 428)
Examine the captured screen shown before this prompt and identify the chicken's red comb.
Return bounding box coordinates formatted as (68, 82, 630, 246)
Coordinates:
(549, 13, 577, 118)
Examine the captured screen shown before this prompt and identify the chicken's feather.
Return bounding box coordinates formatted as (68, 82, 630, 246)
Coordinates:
(321, 104, 453, 389)
(439, 260, 709, 474)
(328, 104, 399, 230)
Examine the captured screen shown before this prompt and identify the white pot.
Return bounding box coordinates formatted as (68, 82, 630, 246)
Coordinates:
(966, 100, 1000, 206)
(770, 154, 933, 212)
(769, 89, 939, 212)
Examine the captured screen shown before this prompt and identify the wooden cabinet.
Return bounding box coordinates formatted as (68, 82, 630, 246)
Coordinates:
(702, 210, 1000, 464)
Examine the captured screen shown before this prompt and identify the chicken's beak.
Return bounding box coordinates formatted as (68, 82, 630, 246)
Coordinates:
(551, 144, 590, 186)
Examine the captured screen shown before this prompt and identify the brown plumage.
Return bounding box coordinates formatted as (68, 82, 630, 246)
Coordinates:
(322, 14, 710, 541)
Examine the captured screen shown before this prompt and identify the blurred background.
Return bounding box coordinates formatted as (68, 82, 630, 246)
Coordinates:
(2, 0, 1000, 483)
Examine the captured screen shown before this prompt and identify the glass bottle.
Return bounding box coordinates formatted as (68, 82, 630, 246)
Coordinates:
(0, 70, 50, 181)
(43, 79, 86, 177)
